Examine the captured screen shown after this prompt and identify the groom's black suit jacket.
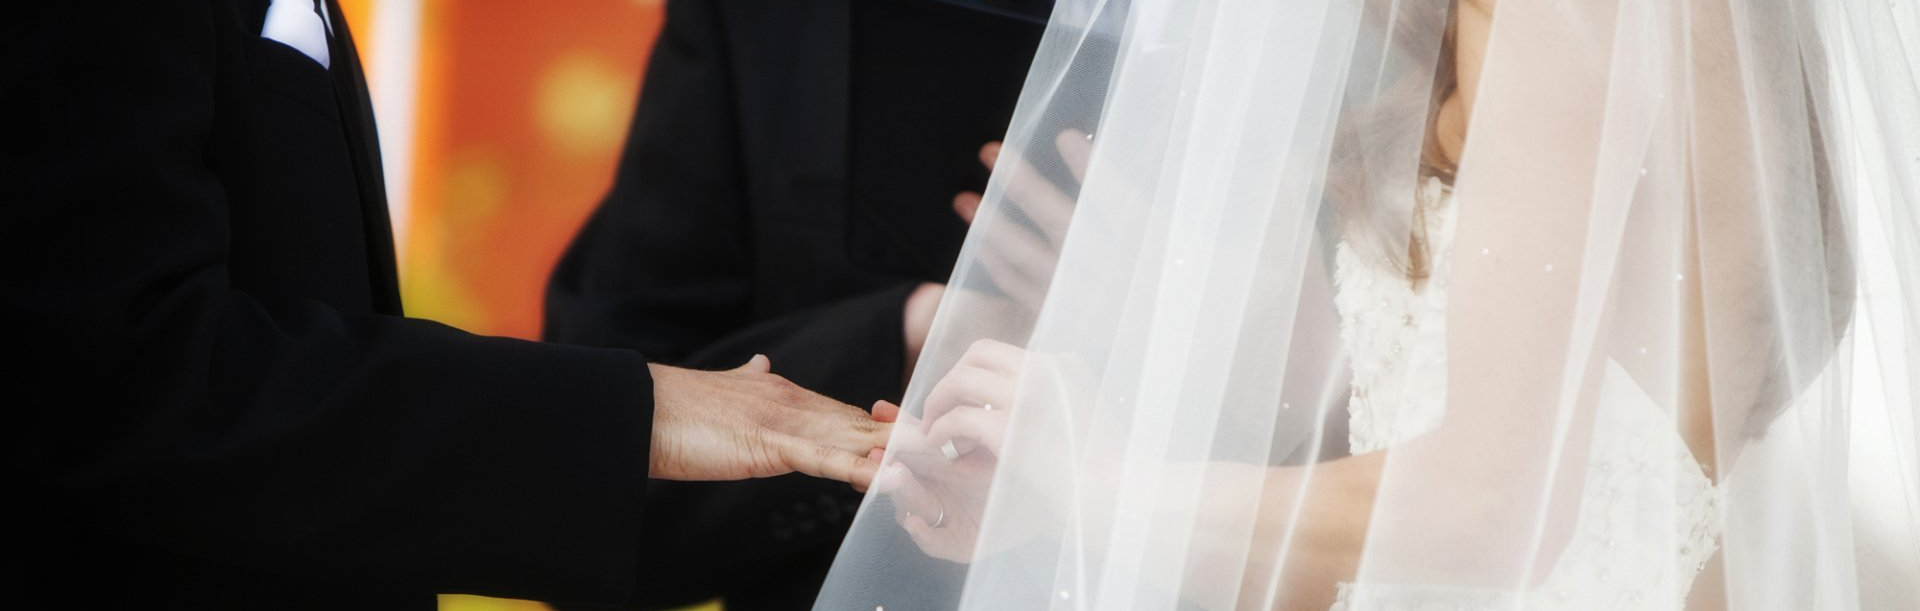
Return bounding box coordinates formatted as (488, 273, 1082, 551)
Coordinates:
(5, 3, 660, 609)
(545, 1, 1048, 610)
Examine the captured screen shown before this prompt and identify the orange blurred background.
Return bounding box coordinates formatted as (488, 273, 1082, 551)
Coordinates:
(335, 1, 710, 609)
(339, 0, 658, 340)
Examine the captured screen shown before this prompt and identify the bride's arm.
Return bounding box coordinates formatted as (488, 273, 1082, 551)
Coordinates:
(1164, 2, 1616, 601)
(1174, 1, 1591, 602)
(1145, 455, 1386, 611)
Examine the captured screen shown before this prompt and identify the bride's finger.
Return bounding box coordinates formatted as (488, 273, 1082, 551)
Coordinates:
(923, 364, 1016, 424)
(900, 511, 969, 563)
(872, 399, 902, 424)
(958, 339, 1028, 378)
(874, 461, 907, 495)
(880, 413, 951, 465)
(925, 406, 1011, 458)
(880, 464, 944, 529)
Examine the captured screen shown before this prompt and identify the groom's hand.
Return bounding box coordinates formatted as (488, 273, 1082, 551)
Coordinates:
(647, 355, 891, 490)
(949, 132, 1091, 313)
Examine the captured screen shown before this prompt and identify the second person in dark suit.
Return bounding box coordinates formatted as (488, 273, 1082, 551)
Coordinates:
(544, 0, 1053, 609)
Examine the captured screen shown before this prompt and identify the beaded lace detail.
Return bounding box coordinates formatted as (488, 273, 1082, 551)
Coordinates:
(1333, 177, 1457, 454)
(1329, 179, 1723, 610)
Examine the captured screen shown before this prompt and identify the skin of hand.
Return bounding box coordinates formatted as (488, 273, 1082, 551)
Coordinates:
(878, 338, 1390, 610)
(872, 408, 1007, 562)
(892, 3, 1733, 606)
(872, 130, 1102, 554)
(917, 98, 1396, 604)
(903, 282, 946, 384)
(873, 339, 1041, 562)
(647, 355, 892, 491)
(899, 129, 1079, 388)
(949, 131, 1092, 314)
(881, 340, 1009, 560)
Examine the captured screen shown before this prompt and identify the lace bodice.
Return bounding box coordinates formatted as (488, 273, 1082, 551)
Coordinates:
(1328, 178, 1724, 610)
(1332, 178, 1457, 454)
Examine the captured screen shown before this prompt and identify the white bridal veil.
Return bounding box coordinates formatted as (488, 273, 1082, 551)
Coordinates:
(817, 0, 1920, 609)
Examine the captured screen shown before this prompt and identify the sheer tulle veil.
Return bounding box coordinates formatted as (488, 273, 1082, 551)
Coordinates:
(816, 0, 1920, 609)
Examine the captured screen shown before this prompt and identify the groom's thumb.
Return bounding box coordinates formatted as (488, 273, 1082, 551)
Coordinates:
(734, 354, 772, 374)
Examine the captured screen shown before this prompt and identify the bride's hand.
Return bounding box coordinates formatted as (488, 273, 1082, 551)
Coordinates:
(922, 338, 1027, 422)
(875, 339, 1026, 562)
(877, 339, 1102, 561)
(873, 406, 1005, 561)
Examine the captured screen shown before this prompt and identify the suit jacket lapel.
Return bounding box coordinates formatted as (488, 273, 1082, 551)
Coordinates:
(321, 0, 405, 315)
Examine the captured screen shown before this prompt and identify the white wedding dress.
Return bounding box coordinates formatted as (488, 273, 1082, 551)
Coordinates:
(1328, 179, 1725, 610)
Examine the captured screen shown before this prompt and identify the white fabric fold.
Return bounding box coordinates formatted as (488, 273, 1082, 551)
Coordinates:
(261, 0, 330, 69)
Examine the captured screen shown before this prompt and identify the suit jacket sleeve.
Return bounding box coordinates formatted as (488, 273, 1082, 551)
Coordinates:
(5, 4, 655, 605)
(542, 1, 909, 606)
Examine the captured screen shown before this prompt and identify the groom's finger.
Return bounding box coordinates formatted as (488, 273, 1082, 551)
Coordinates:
(765, 389, 893, 454)
(777, 434, 880, 491)
(999, 162, 1075, 241)
(782, 380, 872, 415)
(814, 414, 892, 456)
(731, 354, 772, 375)
(976, 216, 1059, 310)
(953, 191, 983, 224)
(980, 141, 1002, 171)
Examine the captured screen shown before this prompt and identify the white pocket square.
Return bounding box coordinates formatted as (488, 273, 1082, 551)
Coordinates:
(261, 0, 331, 69)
